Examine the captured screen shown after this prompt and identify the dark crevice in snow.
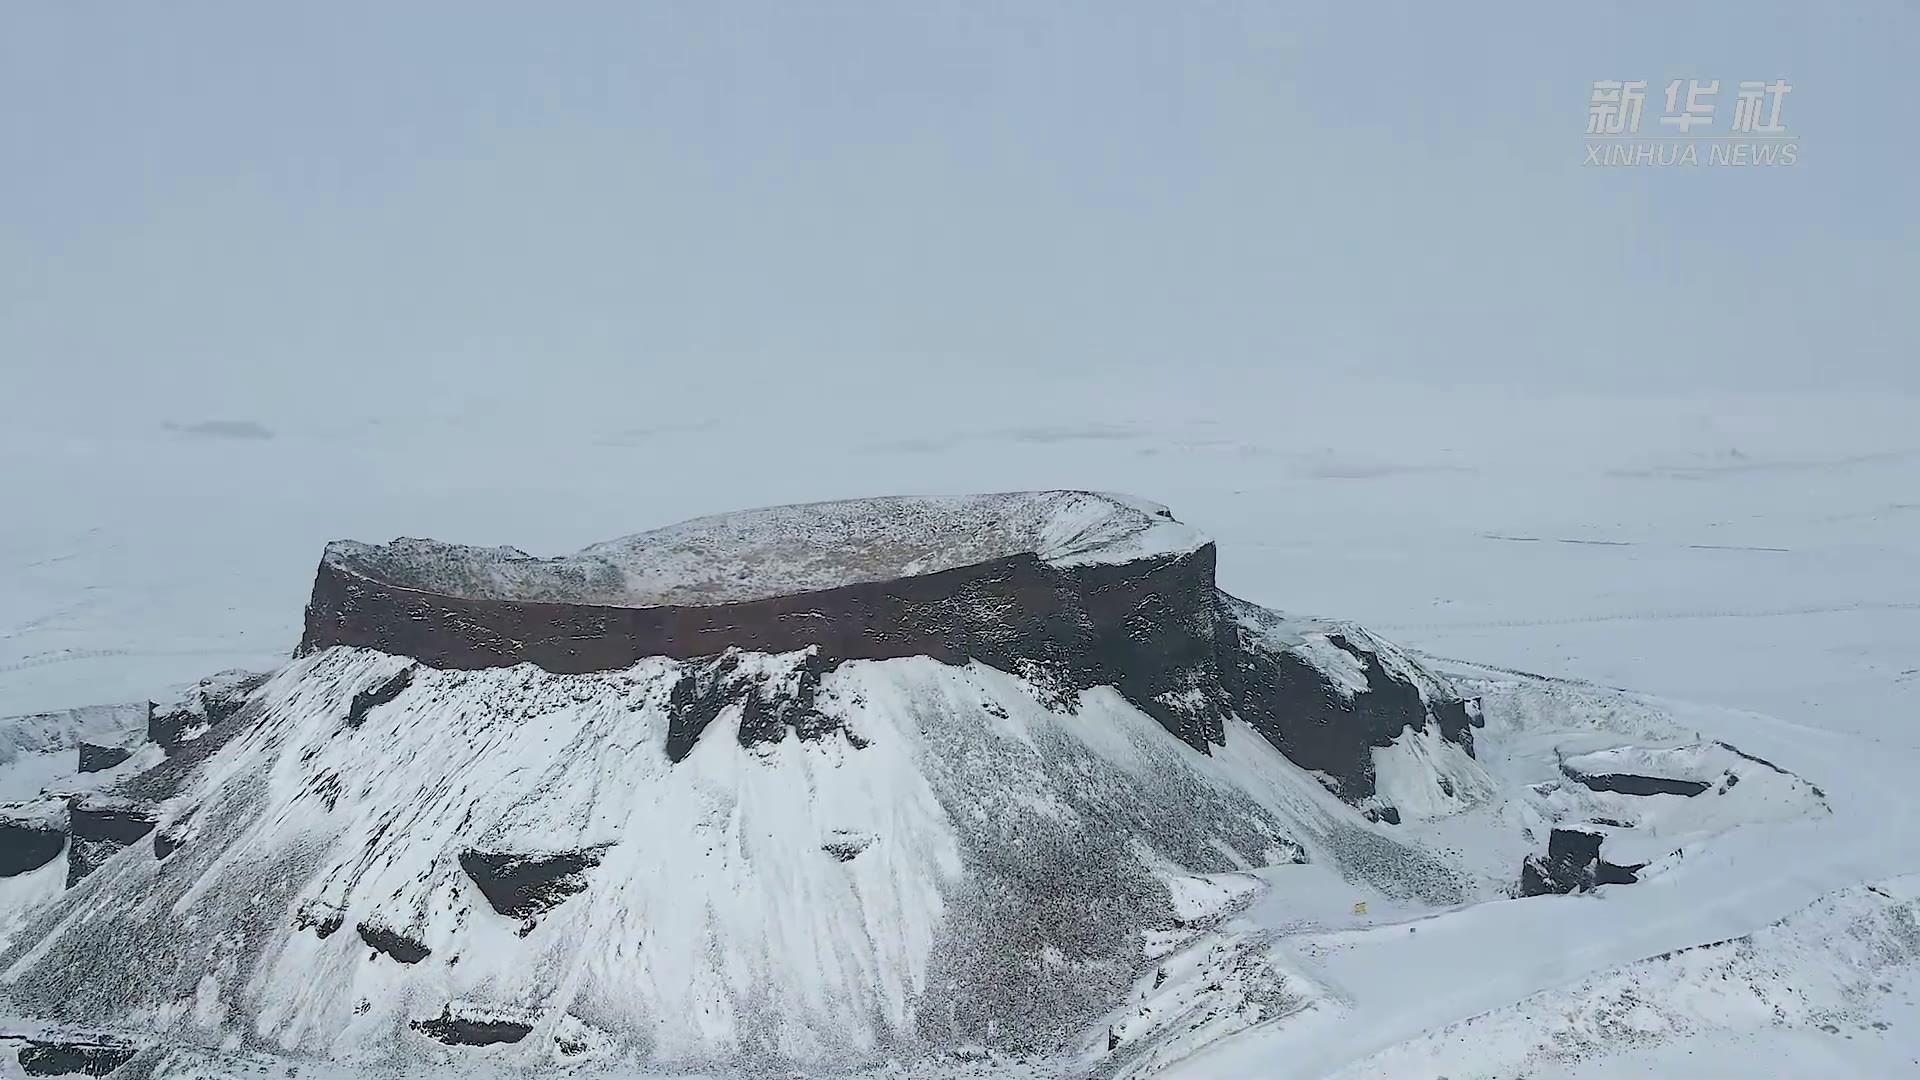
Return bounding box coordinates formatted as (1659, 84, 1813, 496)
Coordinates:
(1560, 764, 1712, 798)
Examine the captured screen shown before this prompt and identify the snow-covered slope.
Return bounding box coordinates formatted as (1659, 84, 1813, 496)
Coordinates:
(0, 703, 146, 804)
(0, 646, 1473, 1074)
(1149, 664, 1920, 1080)
(1318, 875, 1920, 1080)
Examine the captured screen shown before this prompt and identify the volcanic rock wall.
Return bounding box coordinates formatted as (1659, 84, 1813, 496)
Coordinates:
(302, 544, 1228, 749)
(301, 534, 1480, 801)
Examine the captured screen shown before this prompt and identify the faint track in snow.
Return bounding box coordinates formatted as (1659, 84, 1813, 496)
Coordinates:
(1481, 532, 1794, 553)
(1410, 654, 1636, 692)
(0, 648, 134, 674)
(1377, 599, 1920, 632)
(0, 645, 280, 677)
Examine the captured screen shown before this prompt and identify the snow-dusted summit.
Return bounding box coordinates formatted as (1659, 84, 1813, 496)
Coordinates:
(321, 491, 1207, 607)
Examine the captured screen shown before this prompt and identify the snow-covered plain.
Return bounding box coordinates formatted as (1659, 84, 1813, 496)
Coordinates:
(3, 375, 1918, 1077)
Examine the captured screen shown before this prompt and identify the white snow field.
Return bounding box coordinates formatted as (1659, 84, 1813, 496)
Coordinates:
(3, 376, 1918, 1077)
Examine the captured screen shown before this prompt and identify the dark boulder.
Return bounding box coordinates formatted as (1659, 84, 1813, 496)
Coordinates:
(15, 1038, 137, 1076)
(0, 802, 68, 878)
(664, 650, 834, 762)
(1212, 597, 1479, 802)
(344, 666, 414, 728)
(459, 848, 603, 922)
(76, 742, 132, 774)
(822, 830, 875, 861)
(356, 920, 431, 964)
(65, 797, 157, 887)
(412, 1007, 534, 1046)
(1520, 827, 1644, 896)
(152, 816, 190, 861)
(148, 670, 267, 753)
(294, 899, 345, 939)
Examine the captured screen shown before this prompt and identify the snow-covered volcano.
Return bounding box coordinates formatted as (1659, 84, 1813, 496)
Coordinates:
(0, 491, 1499, 1075)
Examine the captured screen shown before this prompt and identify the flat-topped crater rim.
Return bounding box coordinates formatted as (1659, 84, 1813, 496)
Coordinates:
(321, 490, 1208, 609)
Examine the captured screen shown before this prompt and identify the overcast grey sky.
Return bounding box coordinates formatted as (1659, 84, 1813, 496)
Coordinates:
(3, 2, 1914, 432)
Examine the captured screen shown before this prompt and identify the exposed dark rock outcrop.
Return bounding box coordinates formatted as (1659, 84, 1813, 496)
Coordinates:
(147, 670, 268, 753)
(294, 899, 345, 939)
(75, 742, 132, 774)
(300, 495, 1479, 802)
(459, 848, 604, 922)
(1364, 805, 1402, 826)
(0, 802, 67, 878)
(345, 666, 414, 728)
(1212, 596, 1478, 802)
(305, 537, 1230, 752)
(412, 1007, 534, 1046)
(1520, 827, 1644, 896)
(65, 797, 157, 887)
(356, 920, 431, 964)
(1561, 764, 1710, 798)
(663, 649, 835, 761)
(15, 1037, 137, 1077)
(822, 830, 875, 861)
(152, 816, 190, 861)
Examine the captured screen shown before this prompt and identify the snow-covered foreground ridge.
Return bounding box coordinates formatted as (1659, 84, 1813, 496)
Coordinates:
(0, 491, 1897, 1078)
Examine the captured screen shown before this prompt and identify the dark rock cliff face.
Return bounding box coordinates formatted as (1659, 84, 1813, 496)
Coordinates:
(76, 742, 133, 774)
(1560, 763, 1711, 798)
(1210, 603, 1477, 803)
(303, 545, 1231, 752)
(413, 1009, 534, 1046)
(1520, 827, 1644, 896)
(459, 848, 605, 924)
(65, 798, 158, 887)
(663, 649, 837, 762)
(0, 806, 66, 878)
(302, 532, 1476, 802)
(356, 920, 431, 964)
(15, 1037, 138, 1077)
(148, 671, 268, 754)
